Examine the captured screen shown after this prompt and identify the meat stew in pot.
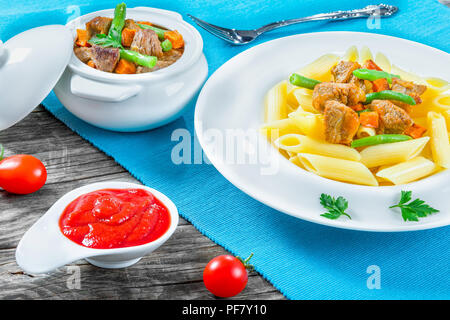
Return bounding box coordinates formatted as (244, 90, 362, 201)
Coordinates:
(73, 3, 184, 74)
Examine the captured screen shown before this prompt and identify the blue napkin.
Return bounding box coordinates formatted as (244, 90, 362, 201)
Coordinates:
(2, 0, 449, 299)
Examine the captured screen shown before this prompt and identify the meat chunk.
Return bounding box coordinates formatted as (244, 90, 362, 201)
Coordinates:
(74, 46, 92, 63)
(370, 100, 413, 134)
(90, 45, 120, 72)
(391, 78, 427, 104)
(136, 49, 183, 73)
(312, 82, 366, 112)
(124, 19, 140, 30)
(350, 77, 373, 94)
(130, 29, 163, 58)
(332, 60, 361, 83)
(324, 101, 360, 145)
(332, 60, 372, 93)
(86, 16, 112, 38)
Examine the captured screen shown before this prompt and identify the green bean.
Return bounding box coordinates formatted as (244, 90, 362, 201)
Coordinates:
(161, 39, 172, 52)
(137, 23, 166, 40)
(108, 3, 127, 44)
(289, 73, 321, 90)
(356, 109, 371, 115)
(120, 49, 157, 69)
(352, 68, 400, 84)
(365, 90, 416, 105)
(351, 134, 412, 148)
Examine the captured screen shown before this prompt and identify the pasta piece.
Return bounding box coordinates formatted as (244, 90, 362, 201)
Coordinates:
(265, 81, 288, 122)
(356, 126, 376, 139)
(374, 52, 391, 72)
(287, 151, 296, 158)
(278, 149, 290, 159)
(298, 153, 378, 186)
(286, 81, 299, 107)
(376, 156, 437, 185)
(427, 111, 450, 168)
(286, 103, 298, 114)
(390, 64, 426, 84)
(260, 118, 303, 141)
(433, 94, 450, 112)
(292, 89, 315, 113)
(442, 109, 450, 129)
(425, 77, 450, 93)
(288, 110, 325, 140)
(359, 46, 373, 64)
(360, 137, 430, 168)
(342, 45, 359, 62)
(289, 155, 305, 169)
(297, 54, 340, 82)
(274, 134, 361, 161)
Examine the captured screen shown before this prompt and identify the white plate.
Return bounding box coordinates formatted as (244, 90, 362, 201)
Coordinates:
(195, 31, 450, 232)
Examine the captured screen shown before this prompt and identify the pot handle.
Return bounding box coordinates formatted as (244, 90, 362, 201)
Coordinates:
(132, 7, 183, 21)
(70, 74, 142, 102)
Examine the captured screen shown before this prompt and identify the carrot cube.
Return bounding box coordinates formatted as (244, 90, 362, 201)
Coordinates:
(121, 28, 136, 47)
(114, 59, 136, 74)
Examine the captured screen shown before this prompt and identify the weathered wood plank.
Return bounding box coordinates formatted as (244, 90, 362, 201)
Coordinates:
(0, 105, 285, 300)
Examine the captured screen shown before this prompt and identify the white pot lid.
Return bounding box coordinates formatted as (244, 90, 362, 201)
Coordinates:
(0, 25, 73, 130)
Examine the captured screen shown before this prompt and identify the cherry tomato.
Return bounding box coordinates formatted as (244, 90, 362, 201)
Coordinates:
(0, 154, 47, 194)
(203, 253, 253, 298)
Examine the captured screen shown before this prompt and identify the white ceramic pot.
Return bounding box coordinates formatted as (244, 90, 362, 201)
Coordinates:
(54, 7, 208, 132)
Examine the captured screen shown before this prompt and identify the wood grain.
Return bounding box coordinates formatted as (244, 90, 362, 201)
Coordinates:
(0, 105, 285, 300)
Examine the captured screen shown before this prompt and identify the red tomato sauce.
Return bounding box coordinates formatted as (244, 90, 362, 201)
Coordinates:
(59, 188, 171, 249)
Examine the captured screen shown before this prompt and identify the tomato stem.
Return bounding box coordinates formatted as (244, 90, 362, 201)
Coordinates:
(237, 253, 254, 271)
(0, 144, 4, 161)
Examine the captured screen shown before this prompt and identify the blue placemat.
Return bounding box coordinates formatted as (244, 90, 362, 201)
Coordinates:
(2, 0, 450, 299)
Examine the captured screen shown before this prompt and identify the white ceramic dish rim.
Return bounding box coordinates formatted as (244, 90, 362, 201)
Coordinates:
(194, 31, 450, 232)
(16, 181, 179, 273)
(66, 6, 203, 83)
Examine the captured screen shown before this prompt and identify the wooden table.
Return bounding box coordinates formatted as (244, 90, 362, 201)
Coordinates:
(0, 105, 284, 300)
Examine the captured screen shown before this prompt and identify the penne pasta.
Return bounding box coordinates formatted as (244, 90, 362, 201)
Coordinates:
(359, 46, 373, 64)
(390, 64, 426, 84)
(360, 137, 430, 168)
(286, 81, 299, 107)
(260, 118, 303, 141)
(376, 156, 437, 185)
(432, 94, 450, 113)
(427, 111, 450, 168)
(286, 151, 296, 158)
(297, 54, 340, 82)
(424, 77, 450, 93)
(342, 45, 359, 62)
(298, 153, 378, 186)
(374, 52, 391, 72)
(289, 155, 305, 169)
(265, 81, 288, 122)
(292, 88, 315, 113)
(260, 46, 448, 186)
(442, 109, 450, 129)
(356, 126, 376, 139)
(274, 134, 361, 161)
(288, 110, 325, 140)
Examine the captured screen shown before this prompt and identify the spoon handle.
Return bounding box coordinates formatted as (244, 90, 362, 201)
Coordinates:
(256, 4, 398, 34)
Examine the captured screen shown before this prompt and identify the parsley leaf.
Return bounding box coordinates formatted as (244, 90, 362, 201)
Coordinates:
(88, 34, 123, 48)
(319, 193, 351, 220)
(389, 191, 439, 222)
